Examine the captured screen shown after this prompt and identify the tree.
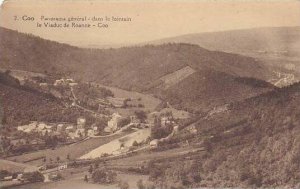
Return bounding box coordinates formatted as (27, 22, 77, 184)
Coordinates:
(132, 140, 139, 147)
(84, 175, 88, 182)
(135, 110, 147, 123)
(0, 170, 10, 180)
(94, 162, 99, 169)
(92, 168, 117, 184)
(137, 179, 145, 189)
(4, 70, 11, 75)
(23, 171, 44, 183)
(119, 117, 131, 128)
(88, 165, 93, 174)
(118, 181, 129, 189)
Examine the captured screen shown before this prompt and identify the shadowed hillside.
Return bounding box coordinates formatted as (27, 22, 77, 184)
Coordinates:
(0, 72, 95, 127)
(153, 81, 300, 187)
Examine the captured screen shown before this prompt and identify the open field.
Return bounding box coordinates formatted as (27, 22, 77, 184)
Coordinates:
(80, 129, 151, 159)
(6, 132, 129, 166)
(0, 159, 38, 172)
(159, 66, 196, 89)
(93, 83, 161, 112)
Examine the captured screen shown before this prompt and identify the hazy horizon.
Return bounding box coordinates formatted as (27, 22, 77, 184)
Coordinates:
(1, 0, 300, 47)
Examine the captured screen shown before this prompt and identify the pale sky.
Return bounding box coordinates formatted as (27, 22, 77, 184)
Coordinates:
(0, 0, 300, 47)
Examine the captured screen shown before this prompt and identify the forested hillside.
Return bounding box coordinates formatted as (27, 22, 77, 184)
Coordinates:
(0, 27, 275, 112)
(152, 82, 300, 187)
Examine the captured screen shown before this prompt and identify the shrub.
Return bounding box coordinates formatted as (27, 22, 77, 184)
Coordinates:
(23, 171, 44, 183)
(92, 168, 117, 184)
(137, 179, 145, 189)
(132, 140, 139, 147)
(138, 104, 145, 108)
(118, 181, 130, 189)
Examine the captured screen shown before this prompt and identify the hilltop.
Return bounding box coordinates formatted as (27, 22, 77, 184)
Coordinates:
(147, 26, 300, 84)
(148, 26, 300, 58)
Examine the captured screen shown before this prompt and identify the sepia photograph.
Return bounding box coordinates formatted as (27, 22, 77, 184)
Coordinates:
(0, 0, 300, 188)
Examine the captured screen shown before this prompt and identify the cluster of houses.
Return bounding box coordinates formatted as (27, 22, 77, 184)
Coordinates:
(17, 117, 100, 140)
(53, 78, 78, 87)
(38, 78, 78, 88)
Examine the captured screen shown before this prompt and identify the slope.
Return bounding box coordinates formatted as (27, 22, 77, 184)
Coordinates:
(0, 72, 94, 127)
(158, 82, 300, 187)
(0, 27, 274, 112)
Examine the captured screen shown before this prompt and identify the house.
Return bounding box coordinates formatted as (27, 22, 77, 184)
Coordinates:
(104, 113, 123, 133)
(65, 125, 75, 133)
(92, 126, 99, 135)
(130, 115, 141, 124)
(69, 82, 78, 87)
(39, 83, 48, 87)
(17, 174, 23, 180)
(54, 79, 65, 86)
(66, 79, 75, 83)
(54, 78, 76, 86)
(41, 129, 51, 136)
(57, 124, 66, 132)
(75, 128, 85, 138)
(77, 117, 86, 129)
(45, 125, 53, 130)
(36, 123, 54, 134)
(185, 125, 197, 134)
(150, 139, 159, 149)
(160, 116, 174, 127)
(37, 123, 47, 131)
(87, 129, 94, 137)
(93, 126, 98, 131)
(3, 176, 13, 181)
(68, 132, 76, 139)
(17, 122, 37, 133)
(58, 164, 68, 170)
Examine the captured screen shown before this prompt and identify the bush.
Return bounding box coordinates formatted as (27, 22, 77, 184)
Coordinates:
(137, 179, 145, 189)
(132, 140, 139, 147)
(118, 181, 130, 189)
(92, 168, 117, 184)
(0, 170, 10, 180)
(23, 171, 44, 183)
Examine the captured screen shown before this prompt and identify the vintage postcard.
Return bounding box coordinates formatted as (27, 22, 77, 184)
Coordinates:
(0, 0, 300, 188)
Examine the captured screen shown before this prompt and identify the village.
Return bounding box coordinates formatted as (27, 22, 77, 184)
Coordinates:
(0, 74, 194, 188)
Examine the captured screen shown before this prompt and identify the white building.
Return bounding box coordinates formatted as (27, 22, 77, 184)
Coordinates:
(104, 113, 123, 133)
(77, 117, 86, 129)
(87, 129, 94, 137)
(65, 125, 75, 133)
(75, 128, 85, 138)
(57, 124, 66, 132)
(150, 139, 159, 148)
(17, 122, 37, 133)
